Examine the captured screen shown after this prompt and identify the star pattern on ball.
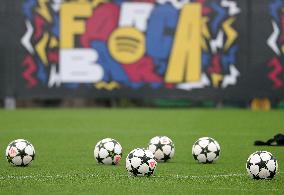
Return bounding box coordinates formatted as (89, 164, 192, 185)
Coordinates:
(142, 154, 151, 164)
(95, 142, 106, 163)
(130, 164, 141, 176)
(96, 155, 105, 164)
(148, 136, 175, 162)
(154, 142, 164, 151)
(162, 152, 171, 162)
(192, 137, 220, 164)
(127, 152, 133, 160)
(126, 148, 157, 177)
(5, 139, 35, 166)
(94, 138, 122, 165)
(97, 142, 105, 151)
(246, 151, 278, 180)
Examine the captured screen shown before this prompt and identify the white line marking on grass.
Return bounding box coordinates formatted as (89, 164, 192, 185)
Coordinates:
(0, 172, 283, 192)
(0, 173, 282, 192)
(157, 173, 247, 179)
(0, 172, 282, 181)
(0, 173, 243, 180)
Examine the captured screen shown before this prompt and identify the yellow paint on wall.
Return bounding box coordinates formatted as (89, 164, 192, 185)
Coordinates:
(281, 45, 284, 54)
(95, 81, 120, 90)
(36, 0, 52, 23)
(201, 17, 210, 51)
(223, 17, 238, 51)
(49, 36, 58, 48)
(202, 17, 211, 39)
(60, 3, 92, 48)
(211, 73, 223, 87)
(201, 38, 208, 51)
(36, 32, 49, 65)
(165, 3, 202, 83)
(108, 27, 145, 64)
(90, 0, 109, 8)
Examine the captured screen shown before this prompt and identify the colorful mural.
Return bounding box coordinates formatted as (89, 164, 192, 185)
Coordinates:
(21, 0, 241, 91)
(267, 0, 284, 89)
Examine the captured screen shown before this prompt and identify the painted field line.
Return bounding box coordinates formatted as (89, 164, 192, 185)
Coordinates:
(0, 172, 262, 180)
(158, 173, 246, 179)
(0, 172, 282, 180)
(0, 173, 282, 192)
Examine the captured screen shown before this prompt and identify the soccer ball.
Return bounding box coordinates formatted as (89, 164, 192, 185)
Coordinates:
(147, 136, 175, 162)
(192, 137, 220, 163)
(94, 138, 122, 165)
(246, 151, 278, 179)
(126, 148, 157, 176)
(5, 139, 35, 166)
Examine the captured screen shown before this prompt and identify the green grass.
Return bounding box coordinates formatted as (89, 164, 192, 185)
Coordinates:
(0, 108, 283, 194)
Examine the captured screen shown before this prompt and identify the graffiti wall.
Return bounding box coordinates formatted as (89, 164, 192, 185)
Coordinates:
(0, 0, 283, 99)
(247, 0, 284, 99)
(267, 0, 284, 89)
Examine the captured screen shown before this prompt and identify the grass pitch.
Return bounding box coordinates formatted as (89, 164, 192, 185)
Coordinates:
(0, 108, 283, 194)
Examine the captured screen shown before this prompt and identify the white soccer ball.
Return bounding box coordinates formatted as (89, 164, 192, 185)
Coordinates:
(5, 139, 35, 166)
(147, 136, 175, 162)
(94, 138, 122, 165)
(126, 148, 157, 177)
(192, 137, 220, 163)
(246, 151, 278, 179)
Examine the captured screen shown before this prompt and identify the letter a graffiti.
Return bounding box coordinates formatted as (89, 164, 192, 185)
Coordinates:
(165, 4, 202, 83)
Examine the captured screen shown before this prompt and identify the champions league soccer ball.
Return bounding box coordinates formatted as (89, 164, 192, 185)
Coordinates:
(192, 137, 220, 163)
(94, 138, 122, 165)
(246, 151, 278, 179)
(147, 136, 175, 162)
(5, 139, 35, 166)
(126, 148, 157, 177)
